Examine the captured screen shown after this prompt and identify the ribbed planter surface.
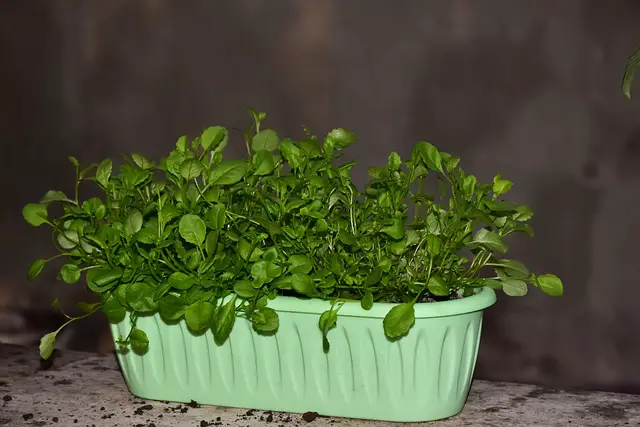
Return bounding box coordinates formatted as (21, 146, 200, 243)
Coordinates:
(110, 287, 496, 422)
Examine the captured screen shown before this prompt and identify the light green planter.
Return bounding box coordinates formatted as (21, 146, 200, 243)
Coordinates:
(111, 287, 496, 422)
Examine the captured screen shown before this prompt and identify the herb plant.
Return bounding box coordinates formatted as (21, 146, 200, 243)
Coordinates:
(24, 110, 563, 359)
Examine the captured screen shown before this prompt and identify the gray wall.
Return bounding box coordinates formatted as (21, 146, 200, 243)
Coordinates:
(2, 0, 640, 392)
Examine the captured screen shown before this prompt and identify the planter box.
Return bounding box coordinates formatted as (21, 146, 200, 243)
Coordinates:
(110, 287, 496, 422)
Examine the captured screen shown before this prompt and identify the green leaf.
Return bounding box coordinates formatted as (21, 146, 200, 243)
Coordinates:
(287, 254, 313, 275)
(158, 294, 187, 321)
(364, 267, 383, 286)
(427, 276, 450, 296)
(279, 139, 302, 169)
(467, 228, 508, 253)
(252, 307, 279, 334)
(383, 303, 415, 340)
(250, 260, 282, 283)
(252, 150, 275, 176)
(185, 301, 215, 333)
(536, 274, 564, 296)
(205, 231, 219, 257)
(125, 282, 158, 312)
(60, 264, 81, 284)
(381, 218, 405, 239)
(86, 267, 122, 293)
(289, 273, 316, 296)
(234, 280, 257, 298)
(416, 142, 443, 173)
(213, 297, 236, 345)
(96, 159, 112, 188)
(252, 129, 280, 152)
(179, 214, 206, 246)
(623, 44, 640, 99)
(40, 190, 69, 204)
(361, 292, 374, 310)
(132, 153, 153, 169)
(175, 135, 188, 152)
(209, 160, 247, 186)
(492, 175, 513, 197)
(153, 282, 171, 301)
(68, 156, 79, 167)
(124, 209, 143, 237)
(496, 259, 530, 279)
(501, 278, 528, 296)
(179, 158, 203, 180)
(338, 230, 357, 246)
(103, 295, 126, 323)
(319, 308, 338, 352)
(326, 128, 357, 149)
(130, 328, 149, 354)
(40, 331, 58, 360)
(27, 259, 45, 281)
(200, 126, 227, 151)
(426, 235, 441, 256)
(462, 175, 477, 200)
(22, 203, 48, 226)
(168, 271, 197, 290)
(205, 204, 226, 230)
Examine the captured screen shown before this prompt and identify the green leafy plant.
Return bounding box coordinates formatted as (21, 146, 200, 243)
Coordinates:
(24, 110, 563, 359)
(623, 43, 640, 99)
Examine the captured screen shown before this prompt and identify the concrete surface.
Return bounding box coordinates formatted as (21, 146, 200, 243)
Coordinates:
(1, 344, 639, 427)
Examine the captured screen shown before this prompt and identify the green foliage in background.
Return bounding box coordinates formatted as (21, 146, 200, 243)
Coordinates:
(623, 44, 640, 99)
(24, 110, 563, 359)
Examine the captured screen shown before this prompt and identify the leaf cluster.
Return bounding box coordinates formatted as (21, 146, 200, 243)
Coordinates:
(24, 111, 563, 358)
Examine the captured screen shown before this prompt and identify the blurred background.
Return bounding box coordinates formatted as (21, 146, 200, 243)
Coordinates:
(2, 0, 640, 393)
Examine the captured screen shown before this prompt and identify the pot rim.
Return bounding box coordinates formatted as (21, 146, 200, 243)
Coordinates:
(267, 287, 497, 319)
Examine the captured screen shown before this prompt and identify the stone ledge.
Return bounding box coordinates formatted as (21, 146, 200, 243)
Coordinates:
(1, 343, 639, 427)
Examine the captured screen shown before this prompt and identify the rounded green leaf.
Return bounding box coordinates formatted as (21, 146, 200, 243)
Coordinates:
(536, 274, 564, 296)
(125, 282, 157, 312)
(158, 294, 187, 321)
(205, 204, 226, 231)
(234, 280, 257, 298)
(103, 295, 126, 323)
(467, 228, 508, 253)
(213, 297, 237, 345)
(252, 307, 279, 334)
(95, 159, 112, 187)
(27, 259, 46, 281)
(40, 190, 69, 204)
(179, 158, 203, 180)
(60, 264, 81, 284)
(251, 260, 282, 283)
(124, 209, 143, 237)
(39, 331, 58, 360)
(427, 276, 449, 296)
(501, 278, 528, 296)
(497, 259, 530, 279)
(415, 141, 443, 173)
(168, 271, 197, 290)
(361, 292, 374, 310)
(130, 328, 149, 354)
(319, 308, 339, 352)
(179, 214, 206, 246)
(22, 203, 48, 227)
(200, 126, 227, 151)
(132, 153, 153, 169)
(381, 218, 405, 239)
(289, 273, 316, 297)
(364, 267, 383, 286)
(208, 160, 247, 186)
(252, 129, 280, 152)
(86, 267, 122, 293)
(185, 301, 215, 333)
(426, 235, 442, 256)
(287, 254, 313, 275)
(383, 303, 415, 339)
(252, 150, 275, 176)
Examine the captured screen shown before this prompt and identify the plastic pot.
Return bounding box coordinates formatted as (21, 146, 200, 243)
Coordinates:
(111, 287, 496, 422)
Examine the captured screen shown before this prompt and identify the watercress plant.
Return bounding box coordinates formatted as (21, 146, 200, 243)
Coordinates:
(24, 110, 563, 359)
